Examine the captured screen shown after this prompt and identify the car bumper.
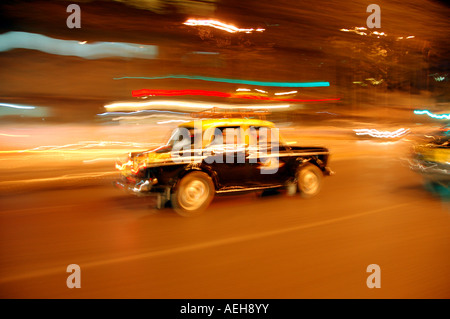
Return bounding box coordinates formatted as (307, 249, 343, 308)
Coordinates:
(113, 177, 158, 195)
(324, 166, 335, 176)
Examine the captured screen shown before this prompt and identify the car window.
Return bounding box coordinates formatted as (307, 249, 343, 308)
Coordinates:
(248, 126, 280, 150)
(206, 126, 242, 147)
(167, 127, 197, 150)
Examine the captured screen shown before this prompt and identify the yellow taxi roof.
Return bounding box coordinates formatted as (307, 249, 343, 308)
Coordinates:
(180, 118, 275, 130)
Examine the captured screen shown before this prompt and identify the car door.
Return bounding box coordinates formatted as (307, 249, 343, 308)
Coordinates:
(246, 125, 290, 186)
(203, 125, 251, 188)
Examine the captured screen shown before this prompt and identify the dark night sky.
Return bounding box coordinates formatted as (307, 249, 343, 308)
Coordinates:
(0, 0, 448, 120)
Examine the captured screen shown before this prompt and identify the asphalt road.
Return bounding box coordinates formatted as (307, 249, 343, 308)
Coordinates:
(0, 152, 449, 299)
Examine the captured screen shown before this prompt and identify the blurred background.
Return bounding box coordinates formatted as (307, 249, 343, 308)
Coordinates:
(0, 0, 449, 298)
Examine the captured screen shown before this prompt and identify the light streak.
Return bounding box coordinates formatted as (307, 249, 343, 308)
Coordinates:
(107, 101, 290, 111)
(7, 141, 157, 153)
(132, 89, 230, 98)
(354, 128, 410, 138)
(157, 120, 190, 125)
(110, 114, 188, 122)
(0, 172, 118, 187)
(83, 157, 117, 163)
(131, 89, 340, 103)
(275, 91, 297, 96)
(104, 100, 291, 111)
(340, 28, 367, 36)
(316, 111, 338, 115)
(365, 78, 384, 85)
(0, 132, 30, 137)
(234, 96, 340, 102)
(0, 103, 35, 110)
(0, 31, 158, 60)
(183, 18, 265, 33)
(114, 75, 330, 88)
(97, 110, 186, 116)
(192, 51, 219, 55)
(254, 89, 268, 94)
(340, 27, 387, 37)
(414, 109, 450, 120)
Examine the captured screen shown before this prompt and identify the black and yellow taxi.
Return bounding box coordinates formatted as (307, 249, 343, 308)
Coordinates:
(114, 118, 333, 216)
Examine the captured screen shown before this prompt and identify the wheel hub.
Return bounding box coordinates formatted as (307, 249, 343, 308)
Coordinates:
(180, 180, 208, 210)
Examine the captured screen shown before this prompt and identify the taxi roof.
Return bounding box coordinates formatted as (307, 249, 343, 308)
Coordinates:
(179, 118, 275, 130)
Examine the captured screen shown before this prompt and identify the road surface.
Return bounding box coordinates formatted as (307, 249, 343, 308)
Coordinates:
(0, 143, 449, 298)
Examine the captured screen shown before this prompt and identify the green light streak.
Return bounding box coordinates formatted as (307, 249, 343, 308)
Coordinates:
(113, 75, 330, 88)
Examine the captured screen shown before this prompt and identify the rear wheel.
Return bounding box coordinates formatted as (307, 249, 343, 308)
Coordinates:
(297, 163, 323, 198)
(171, 171, 214, 217)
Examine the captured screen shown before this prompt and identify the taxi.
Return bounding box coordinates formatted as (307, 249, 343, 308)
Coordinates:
(114, 118, 333, 216)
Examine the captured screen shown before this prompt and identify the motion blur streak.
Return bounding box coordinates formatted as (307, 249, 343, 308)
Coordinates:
(0, 202, 412, 284)
(0, 31, 158, 59)
(132, 89, 231, 98)
(0, 172, 117, 188)
(275, 91, 298, 96)
(157, 120, 189, 124)
(183, 18, 265, 33)
(83, 158, 119, 163)
(0, 132, 30, 137)
(104, 100, 290, 111)
(110, 115, 187, 122)
(354, 128, 410, 138)
(131, 89, 340, 102)
(7, 141, 156, 152)
(340, 27, 386, 37)
(1, 0, 449, 299)
(114, 75, 330, 87)
(414, 109, 450, 120)
(97, 110, 187, 116)
(0, 141, 158, 169)
(233, 96, 340, 102)
(0, 102, 35, 110)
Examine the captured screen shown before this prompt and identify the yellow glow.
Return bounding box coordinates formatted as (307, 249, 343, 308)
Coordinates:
(104, 100, 290, 111)
(0, 133, 30, 137)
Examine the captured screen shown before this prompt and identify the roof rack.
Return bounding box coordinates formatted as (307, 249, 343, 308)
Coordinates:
(191, 107, 270, 120)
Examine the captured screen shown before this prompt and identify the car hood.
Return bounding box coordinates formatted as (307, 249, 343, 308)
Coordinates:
(116, 144, 173, 175)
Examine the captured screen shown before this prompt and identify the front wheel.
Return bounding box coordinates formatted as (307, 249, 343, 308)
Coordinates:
(297, 163, 323, 198)
(171, 171, 215, 217)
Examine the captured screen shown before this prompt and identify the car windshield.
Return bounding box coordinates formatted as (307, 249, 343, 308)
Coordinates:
(166, 127, 197, 149)
(165, 125, 289, 150)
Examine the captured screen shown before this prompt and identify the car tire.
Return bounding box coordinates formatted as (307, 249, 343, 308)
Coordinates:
(297, 163, 323, 198)
(171, 171, 215, 217)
